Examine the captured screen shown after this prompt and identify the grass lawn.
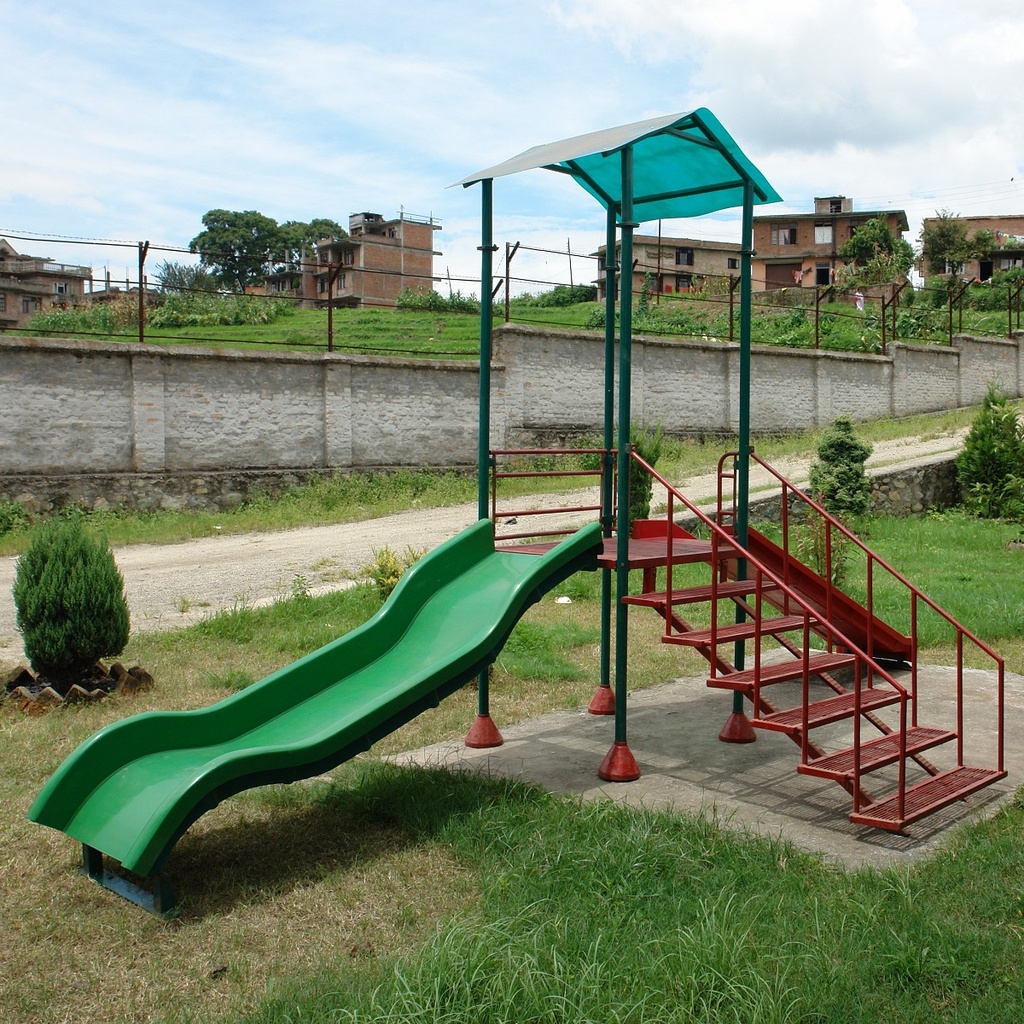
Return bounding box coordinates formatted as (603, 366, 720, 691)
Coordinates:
(2, 508, 1024, 1023)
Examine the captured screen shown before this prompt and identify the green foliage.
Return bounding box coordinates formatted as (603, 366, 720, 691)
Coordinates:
(955, 385, 1024, 519)
(629, 421, 665, 528)
(189, 209, 345, 293)
(0, 498, 29, 537)
(29, 294, 139, 336)
(808, 416, 873, 516)
(919, 209, 990, 276)
(513, 283, 597, 307)
(360, 545, 426, 600)
(154, 260, 218, 295)
(395, 287, 480, 313)
(13, 516, 130, 682)
(837, 216, 915, 284)
(147, 292, 295, 328)
(795, 509, 854, 586)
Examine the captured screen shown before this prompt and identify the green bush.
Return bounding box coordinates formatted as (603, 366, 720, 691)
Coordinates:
(955, 385, 1024, 520)
(396, 288, 480, 313)
(808, 416, 873, 517)
(360, 545, 426, 600)
(13, 517, 130, 684)
(629, 422, 665, 528)
(0, 498, 29, 537)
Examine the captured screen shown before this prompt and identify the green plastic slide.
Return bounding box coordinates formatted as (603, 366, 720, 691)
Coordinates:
(29, 520, 601, 906)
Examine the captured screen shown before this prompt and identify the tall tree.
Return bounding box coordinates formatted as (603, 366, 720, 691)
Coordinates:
(918, 209, 992, 276)
(836, 216, 914, 284)
(189, 210, 284, 292)
(277, 218, 346, 268)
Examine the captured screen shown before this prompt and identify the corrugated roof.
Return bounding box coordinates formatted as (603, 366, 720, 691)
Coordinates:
(453, 107, 781, 221)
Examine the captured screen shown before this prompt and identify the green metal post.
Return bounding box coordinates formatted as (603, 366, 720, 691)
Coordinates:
(600, 205, 617, 692)
(731, 181, 755, 718)
(465, 178, 503, 747)
(615, 148, 635, 745)
(478, 178, 494, 523)
(597, 146, 640, 779)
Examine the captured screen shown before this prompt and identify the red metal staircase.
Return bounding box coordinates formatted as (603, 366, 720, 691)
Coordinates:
(490, 446, 1007, 833)
(630, 449, 1006, 831)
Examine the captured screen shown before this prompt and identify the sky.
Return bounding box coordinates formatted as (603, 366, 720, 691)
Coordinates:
(3, 0, 1024, 295)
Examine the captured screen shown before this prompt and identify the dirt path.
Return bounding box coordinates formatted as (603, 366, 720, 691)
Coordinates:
(0, 429, 967, 664)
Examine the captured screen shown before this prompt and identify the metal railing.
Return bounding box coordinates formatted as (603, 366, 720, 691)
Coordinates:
(715, 448, 1005, 779)
(489, 447, 612, 542)
(634, 448, 1004, 817)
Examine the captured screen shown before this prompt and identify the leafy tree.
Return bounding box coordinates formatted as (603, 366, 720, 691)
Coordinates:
(189, 209, 284, 292)
(955, 385, 1024, 519)
(278, 218, 346, 267)
(154, 260, 218, 295)
(836, 217, 914, 284)
(13, 517, 130, 687)
(808, 416, 873, 516)
(919, 209, 992, 276)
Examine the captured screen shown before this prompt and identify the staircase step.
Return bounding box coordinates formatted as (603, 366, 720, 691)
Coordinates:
(706, 651, 856, 691)
(849, 766, 1007, 832)
(624, 579, 771, 609)
(753, 686, 902, 736)
(797, 727, 955, 781)
(663, 614, 811, 647)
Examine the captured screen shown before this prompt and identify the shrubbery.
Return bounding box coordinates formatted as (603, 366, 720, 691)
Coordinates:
(956, 385, 1024, 520)
(396, 288, 480, 313)
(13, 517, 130, 684)
(808, 416, 873, 517)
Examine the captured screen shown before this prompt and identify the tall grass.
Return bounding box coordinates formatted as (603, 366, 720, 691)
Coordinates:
(239, 764, 1024, 1024)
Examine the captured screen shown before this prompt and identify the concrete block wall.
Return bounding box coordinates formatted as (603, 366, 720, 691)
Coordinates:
(1, 327, 1022, 511)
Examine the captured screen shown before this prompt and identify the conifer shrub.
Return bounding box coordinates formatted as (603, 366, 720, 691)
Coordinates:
(808, 416, 873, 517)
(13, 517, 130, 684)
(955, 385, 1024, 520)
(629, 422, 665, 529)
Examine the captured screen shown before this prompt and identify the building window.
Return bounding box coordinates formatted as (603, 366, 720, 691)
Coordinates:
(814, 223, 833, 245)
(53, 281, 69, 295)
(22, 297, 41, 314)
(675, 247, 694, 266)
(815, 263, 832, 286)
(829, 198, 843, 214)
(342, 249, 355, 266)
(771, 224, 797, 246)
(727, 257, 739, 270)
(0, 294, 5, 312)
(675, 273, 692, 291)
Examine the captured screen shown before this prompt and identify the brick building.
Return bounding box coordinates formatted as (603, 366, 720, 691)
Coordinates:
(918, 213, 1024, 281)
(594, 234, 742, 298)
(0, 237, 92, 330)
(752, 196, 909, 290)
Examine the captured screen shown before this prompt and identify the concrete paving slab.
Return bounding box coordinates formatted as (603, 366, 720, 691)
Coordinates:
(394, 663, 1023, 870)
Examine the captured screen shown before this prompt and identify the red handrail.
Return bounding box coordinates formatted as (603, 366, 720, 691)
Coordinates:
(717, 448, 1005, 778)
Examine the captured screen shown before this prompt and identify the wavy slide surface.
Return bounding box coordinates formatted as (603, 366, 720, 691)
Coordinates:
(29, 520, 602, 882)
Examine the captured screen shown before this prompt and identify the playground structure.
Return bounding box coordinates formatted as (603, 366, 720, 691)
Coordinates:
(29, 109, 1006, 913)
(459, 110, 1005, 822)
(29, 521, 602, 913)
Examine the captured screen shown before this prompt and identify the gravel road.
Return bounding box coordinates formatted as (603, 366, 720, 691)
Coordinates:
(0, 429, 967, 664)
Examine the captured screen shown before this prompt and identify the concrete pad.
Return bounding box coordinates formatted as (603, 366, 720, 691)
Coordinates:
(395, 663, 1023, 870)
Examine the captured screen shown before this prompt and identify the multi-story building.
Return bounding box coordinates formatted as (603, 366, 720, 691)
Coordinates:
(314, 211, 441, 309)
(0, 237, 92, 330)
(752, 196, 909, 290)
(594, 234, 742, 299)
(917, 214, 1024, 281)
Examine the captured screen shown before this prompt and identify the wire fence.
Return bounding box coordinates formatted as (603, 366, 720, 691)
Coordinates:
(3, 230, 1023, 356)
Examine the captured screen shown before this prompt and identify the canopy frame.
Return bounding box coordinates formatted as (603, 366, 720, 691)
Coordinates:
(456, 107, 781, 767)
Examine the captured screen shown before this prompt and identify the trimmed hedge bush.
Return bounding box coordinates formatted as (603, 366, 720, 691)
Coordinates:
(13, 517, 130, 683)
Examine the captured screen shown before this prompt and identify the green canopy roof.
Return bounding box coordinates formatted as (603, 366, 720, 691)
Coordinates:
(453, 107, 781, 222)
